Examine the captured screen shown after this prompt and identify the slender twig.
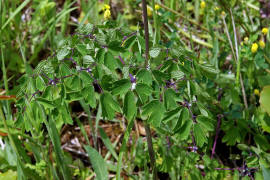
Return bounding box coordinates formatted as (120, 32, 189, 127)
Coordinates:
(222, 13, 248, 109)
(211, 114, 222, 159)
(142, 0, 149, 67)
(141, 0, 157, 179)
(230, 9, 248, 109)
(157, 2, 225, 42)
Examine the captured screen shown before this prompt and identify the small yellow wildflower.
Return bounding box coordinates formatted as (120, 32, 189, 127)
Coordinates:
(244, 37, 249, 44)
(104, 9, 111, 19)
(251, 43, 258, 53)
(103, 4, 110, 11)
(200, 1, 206, 9)
(262, 28, 268, 36)
(155, 4, 160, 10)
(221, 11, 226, 17)
(241, 42, 244, 46)
(259, 40, 265, 48)
(214, 7, 220, 11)
(156, 154, 163, 165)
(147, 6, 152, 16)
(254, 89, 260, 96)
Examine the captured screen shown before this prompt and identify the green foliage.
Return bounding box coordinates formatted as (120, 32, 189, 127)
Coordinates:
(1, 0, 270, 179)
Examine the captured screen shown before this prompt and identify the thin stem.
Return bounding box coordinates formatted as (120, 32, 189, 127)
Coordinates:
(222, 13, 248, 109)
(157, 2, 225, 42)
(144, 121, 157, 179)
(142, 0, 149, 67)
(151, 0, 159, 45)
(0, 104, 21, 164)
(211, 115, 222, 159)
(141, 0, 157, 179)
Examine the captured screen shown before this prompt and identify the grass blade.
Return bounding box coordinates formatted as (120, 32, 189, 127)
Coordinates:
(84, 145, 109, 180)
(1, 0, 31, 30)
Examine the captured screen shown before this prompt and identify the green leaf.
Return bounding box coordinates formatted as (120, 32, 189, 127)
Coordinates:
(99, 128, 118, 160)
(79, 71, 93, 86)
(254, 135, 270, 151)
(171, 70, 185, 80)
(104, 52, 118, 70)
(82, 86, 96, 108)
(0, 170, 17, 180)
(84, 145, 109, 180)
(260, 86, 270, 116)
(111, 79, 131, 96)
(136, 69, 152, 85)
(164, 89, 178, 110)
(36, 76, 46, 91)
(198, 63, 219, 79)
(83, 55, 95, 65)
(222, 127, 241, 146)
(66, 91, 84, 102)
(60, 63, 72, 77)
(101, 92, 122, 120)
(149, 47, 161, 58)
(35, 98, 55, 109)
(142, 100, 165, 127)
(194, 123, 207, 147)
(46, 117, 71, 180)
(176, 120, 192, 140)
(152, 70, 169, 85)
(173, 107, 189, 133)
(262, 165, 270, 180)
(76, 44, 88, 56)
(135, 83, 152, 103)
(196, 115, 214, 131)
(123, 91, 136, 121)
(163, 107, 181, 123)
(57, 48, 69, 61)
(59, 102, 73, 125)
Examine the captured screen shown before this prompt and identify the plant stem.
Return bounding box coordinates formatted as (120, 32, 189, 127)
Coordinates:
(157, 2, 225, 42)
(151, 0, 160, 45)
(141, 0, 157, 179)
(0, 104, 21, 164)
(142, 0, 149, 67)
(222, 13, 248, 109)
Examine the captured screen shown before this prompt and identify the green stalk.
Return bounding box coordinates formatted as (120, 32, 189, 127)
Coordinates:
(141, 0, 157, 179)
(157, 2, 225, 42)
(0, 104, 22, 167)
(152, 0, 160, 45)
(61, 0, 71, 35)
(0, 0, 11, 121)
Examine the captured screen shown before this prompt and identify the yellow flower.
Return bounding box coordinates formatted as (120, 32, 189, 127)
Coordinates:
(200, 1, 206, 9)
(214, 7, 220, 11)
(156, 154, 163, 165)
(254, 89, 260, 96)
(259, 40, 265, 48)
(262, 28, 268, 36)
(104, 9, 111, 19)
(147, 6, 152, 16)
(244, 37, 249, 44)
(155, 4, 160, 10)
(221, 11, 226, 17)
(251, 43, 258, 53)
(153, 144, 158, 151)
(103, 4, 110, 11)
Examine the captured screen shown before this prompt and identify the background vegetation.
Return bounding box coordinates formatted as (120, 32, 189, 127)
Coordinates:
(1, 0, 270, 179)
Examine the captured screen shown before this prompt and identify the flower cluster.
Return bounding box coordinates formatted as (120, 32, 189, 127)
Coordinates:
(200, 1, 206, 9)
(103, 4, 111, 19)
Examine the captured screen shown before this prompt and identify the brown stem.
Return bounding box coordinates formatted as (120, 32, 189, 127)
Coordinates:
(141, 0, 157, 179)
(142, 0, 149, 67)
